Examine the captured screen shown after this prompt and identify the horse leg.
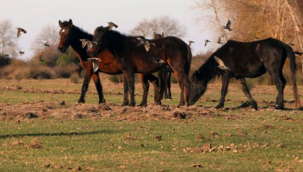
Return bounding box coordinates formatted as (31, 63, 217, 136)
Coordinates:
(157, 68, 166, 101)
(146, 73, 162, 105)
(216, 72, 230, 109)
(126, 71, 136, 106)
(166, 70, 172, 100)
(122, 73, 129, 106)
(78, 69, 93, 104)
(138, 74, 149, 107)
(237, 78, 258, 110)
(92, 73, 106, 104)
(265, 66, 286, 109)
(173, 72, 190, 107)
(273, 72, 286, 109)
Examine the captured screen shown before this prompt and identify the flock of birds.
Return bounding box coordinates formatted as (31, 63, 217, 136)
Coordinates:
(15, 27, 50, 57)
(204, 20, 231, 47)
(10, 19, 303, 60)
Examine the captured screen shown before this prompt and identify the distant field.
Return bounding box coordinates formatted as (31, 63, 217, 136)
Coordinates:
(0, 78, 303, 172)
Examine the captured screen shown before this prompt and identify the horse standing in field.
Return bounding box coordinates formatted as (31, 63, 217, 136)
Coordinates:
(57, 19, 163, 106)
(188, 38, 301, 110)
(89, 26, 192, 106)
(153, 32, 173, 100)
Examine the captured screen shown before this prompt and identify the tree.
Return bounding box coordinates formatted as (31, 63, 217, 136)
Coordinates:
(0, 20, 18, 57)
(193, 0, 303, 72)
(130, 16, 187, 38)
(31, 25, 60, 66)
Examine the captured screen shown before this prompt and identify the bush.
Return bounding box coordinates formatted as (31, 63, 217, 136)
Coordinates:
(28, 65, 56, 79)
(54, 64, 78, 78)
(70, 72, 80, 84)
(108, 75, 124, 83)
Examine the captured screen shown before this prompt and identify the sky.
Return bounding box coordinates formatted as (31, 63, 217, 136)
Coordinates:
(0, 0, 217, 60)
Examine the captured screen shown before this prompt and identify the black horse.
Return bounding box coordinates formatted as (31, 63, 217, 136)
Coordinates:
(90, 26, 192, 106)
(188, 38, 301, 110)
(57, 19, 163, 106)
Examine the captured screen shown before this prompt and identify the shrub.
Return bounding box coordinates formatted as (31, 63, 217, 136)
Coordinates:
(108, 75, 124, 83)
(54, 64, 78, 78)
(70, 72, 80, 84)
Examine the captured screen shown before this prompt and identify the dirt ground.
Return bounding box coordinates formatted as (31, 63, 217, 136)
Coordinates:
(0, 81, 300, 122)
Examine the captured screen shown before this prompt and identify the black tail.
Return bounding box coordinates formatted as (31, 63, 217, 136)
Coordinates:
(284, 44, 301, 109)
(185, 45, 192, 75)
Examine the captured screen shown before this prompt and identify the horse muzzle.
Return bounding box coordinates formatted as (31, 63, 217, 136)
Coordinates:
(58, 46, 67, 53)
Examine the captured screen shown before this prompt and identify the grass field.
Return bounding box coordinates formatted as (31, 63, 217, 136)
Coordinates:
(0, 78, 303, 171)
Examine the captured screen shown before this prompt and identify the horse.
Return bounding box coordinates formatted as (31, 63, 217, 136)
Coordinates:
(153, 32, 173, 100)
(188, 38, 301, 110)
(57, 19, 164, 106)
(89, 26, 192, 106)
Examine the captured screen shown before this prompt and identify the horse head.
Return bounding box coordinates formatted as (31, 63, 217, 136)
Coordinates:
(89, 26, 109, 57)
(187, 71, 207, 105)
(57, 19, 74, 52)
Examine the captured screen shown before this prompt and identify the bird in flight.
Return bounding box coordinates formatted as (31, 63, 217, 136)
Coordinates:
(222, 20, 232, 31)
(44, 42, 50, 47)
(214, 56, 230, 70)
(107, 22, 118, 30)
(19, 51, 25, 55)
(204, 39, 211, 47)
(188, 40, 195, 47)
(16, 27, 27, 38)
(217, 37, 223, 44)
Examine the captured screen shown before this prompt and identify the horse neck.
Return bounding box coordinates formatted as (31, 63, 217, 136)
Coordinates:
(107, 31, 131, 56)
(197, 56, 218, 85)
(70, 27, 93, 61)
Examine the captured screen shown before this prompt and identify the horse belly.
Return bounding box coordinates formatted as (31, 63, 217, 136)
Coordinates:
(97, 51, 123, 74)
(135, 61, 166, 73)
(233, 63, 266, 78)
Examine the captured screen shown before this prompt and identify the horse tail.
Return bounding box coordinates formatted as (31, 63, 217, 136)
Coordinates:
(185, 45, 192, 75)
(284, 43, 301, 109)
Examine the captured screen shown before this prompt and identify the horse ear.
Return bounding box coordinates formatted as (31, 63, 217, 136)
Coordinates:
(59, 20, 63, 27)
(161, 32, 165, 37)
(68, 19, 73, 27)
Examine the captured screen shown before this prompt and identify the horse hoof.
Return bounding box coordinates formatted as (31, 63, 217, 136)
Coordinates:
(275, 105, 284, 110)
(215, 105, 224, 109)
(138, 103, 147, 107)
(78, 100, 85, 104)
(99, 100, 106, 104)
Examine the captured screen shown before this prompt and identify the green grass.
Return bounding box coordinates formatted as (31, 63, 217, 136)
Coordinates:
(0, 79, 303, 171)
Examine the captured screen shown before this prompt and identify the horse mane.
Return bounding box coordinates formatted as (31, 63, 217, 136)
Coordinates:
(71, 25, 93, 40)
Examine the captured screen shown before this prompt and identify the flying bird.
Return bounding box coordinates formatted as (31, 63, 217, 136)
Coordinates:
(79, 39, 97, 51)
(217, 37, 223, 44)
(188, 40, 195, 47)
(44, 42, 50, 47)
(214, 56, 230, 70)
(222, 20, 232, 31)
(19, 51, 25, 55)
(107, 22, 118, 30)
(16, 27, 27, 38)
(204, 39, 211, 47)
(136, 37, 155, 52)
(294, 51, 303, 56)
(88, 57, 101, 73)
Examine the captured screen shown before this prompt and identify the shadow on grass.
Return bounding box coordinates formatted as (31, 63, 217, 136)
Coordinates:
(0, 130, 114, 139)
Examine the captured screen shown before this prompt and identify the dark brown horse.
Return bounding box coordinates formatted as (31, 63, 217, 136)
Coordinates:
(153, 32, 173, 100)
(57, 19, 163, 106)
(90, 26, 192, 106)
(188, 38, 301, 110)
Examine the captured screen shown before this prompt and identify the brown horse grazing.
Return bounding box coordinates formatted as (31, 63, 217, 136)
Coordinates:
(188, 38, 301, 110)
(57, 19, 163, 106)
(90, 26, 192, 106)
